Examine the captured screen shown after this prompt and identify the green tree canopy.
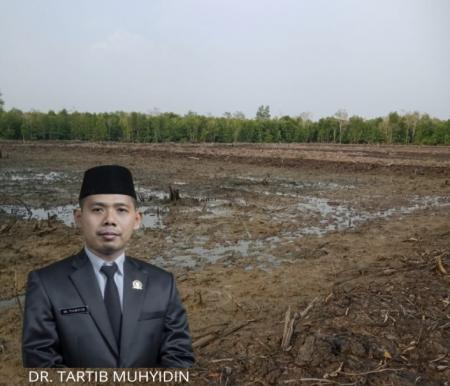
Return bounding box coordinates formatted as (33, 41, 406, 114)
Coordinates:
(0, 107, 447, 145)
(256, 105, 271, 120)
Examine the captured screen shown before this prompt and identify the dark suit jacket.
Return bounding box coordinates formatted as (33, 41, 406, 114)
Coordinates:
(22, 250, 195, 368)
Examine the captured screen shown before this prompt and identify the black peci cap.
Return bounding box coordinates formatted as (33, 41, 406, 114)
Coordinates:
(79, 165, 137, 200)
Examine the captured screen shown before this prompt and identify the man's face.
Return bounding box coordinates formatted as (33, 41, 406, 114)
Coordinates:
(74, 194, 142, 260)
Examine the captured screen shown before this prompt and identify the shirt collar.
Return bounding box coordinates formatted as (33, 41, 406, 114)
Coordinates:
(84, 246, 125, 276)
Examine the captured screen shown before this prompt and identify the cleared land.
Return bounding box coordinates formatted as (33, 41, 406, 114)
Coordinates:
(0, 141, 449, 385)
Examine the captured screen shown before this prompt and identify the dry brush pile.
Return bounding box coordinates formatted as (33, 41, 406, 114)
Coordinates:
(194, 250, 450, 385)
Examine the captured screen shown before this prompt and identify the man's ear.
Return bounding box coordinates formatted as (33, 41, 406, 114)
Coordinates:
(133, 211, 142, 230)
(73, 208, 82, 227)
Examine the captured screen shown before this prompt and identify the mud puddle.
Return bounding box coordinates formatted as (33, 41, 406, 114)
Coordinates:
(152, 194, 450, 271)
(0, 169, 71, 183)
(285, 194, 450, 236)
(2, 169, 449, 272)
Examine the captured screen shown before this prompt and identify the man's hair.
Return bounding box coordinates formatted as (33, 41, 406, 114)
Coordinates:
(78, 197, 139, 210)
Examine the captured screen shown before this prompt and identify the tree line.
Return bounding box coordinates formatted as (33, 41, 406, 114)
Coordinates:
(0, 101, 448, 145)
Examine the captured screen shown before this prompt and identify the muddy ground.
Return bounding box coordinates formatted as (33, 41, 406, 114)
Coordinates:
(0, 141, 449, 385)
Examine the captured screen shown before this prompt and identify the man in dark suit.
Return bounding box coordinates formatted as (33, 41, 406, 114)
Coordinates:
(22, 165, 195, 368)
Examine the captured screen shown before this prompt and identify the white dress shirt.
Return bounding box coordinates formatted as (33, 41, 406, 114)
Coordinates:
(85, 246, 125, 310)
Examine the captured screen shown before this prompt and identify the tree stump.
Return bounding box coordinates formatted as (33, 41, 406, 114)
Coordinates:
(169, 185, 180, 201)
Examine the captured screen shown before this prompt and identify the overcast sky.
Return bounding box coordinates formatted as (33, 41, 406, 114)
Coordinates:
(0, 0, 449, 119)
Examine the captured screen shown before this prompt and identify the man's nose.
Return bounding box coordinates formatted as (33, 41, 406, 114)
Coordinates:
(103, 209, 117, 225)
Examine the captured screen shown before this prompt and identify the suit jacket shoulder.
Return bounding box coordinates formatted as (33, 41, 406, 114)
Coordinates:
(34, 253, 79, 275)
(125, 255, 173, 279)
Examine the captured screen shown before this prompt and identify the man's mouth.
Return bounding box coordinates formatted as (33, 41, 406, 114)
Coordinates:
(98, 231, 120, 241)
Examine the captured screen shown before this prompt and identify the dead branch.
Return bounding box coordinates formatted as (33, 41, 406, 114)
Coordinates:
(191, 321, 228, 334)
(300, 297, 318, 319)
(283, 378, 356, 385)
(339, 367, 405, 376)
(193, 320, 256, 349)
(209, 358, 234, 363)
(324, 362, 344, 378)
(193, 333, 216, 349)
(436, 254, 448, 275)
(256, 337, 272, 351)
(281, 306, 291, 350)
(281, 306, 299, 351)
(429, 353, 447, 363)
(281, 297, 318, 351)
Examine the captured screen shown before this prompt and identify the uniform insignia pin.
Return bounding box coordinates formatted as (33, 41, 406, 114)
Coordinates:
(132, 280, 143, 290)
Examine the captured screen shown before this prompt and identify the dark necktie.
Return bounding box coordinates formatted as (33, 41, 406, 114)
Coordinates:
(100, 263, 122, 346)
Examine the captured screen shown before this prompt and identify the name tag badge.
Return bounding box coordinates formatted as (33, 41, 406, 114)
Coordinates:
(60, 306, 89, 315)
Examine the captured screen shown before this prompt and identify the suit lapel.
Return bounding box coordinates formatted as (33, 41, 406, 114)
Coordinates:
(120, 257, 148, 362)
(69, 250, 119, 358)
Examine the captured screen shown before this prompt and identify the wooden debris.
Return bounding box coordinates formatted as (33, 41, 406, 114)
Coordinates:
(281, 306, 298, 351)
(402, 237, 418, 242)
(281, 297, 318, 351)
(339, 366, 405, 376)
(220, 366, 232, 385)
(429, 353, 447, 363)
(0, 223, 12, 234)
(193, 320, 256, 349)
(194, 289, 203, 306)
(324, 292, 333, 304)
(36, 227, 57, 236)
(300, 297, 318, 319)
(193, 333, 217, 349)
(169, 185, 180, 201)
(283, 378, 354, 385)
(191, 321, 228, 334)
(209, 358, 233, 363)
(436, 254, 447, 275)
(324, 362, 344, 378)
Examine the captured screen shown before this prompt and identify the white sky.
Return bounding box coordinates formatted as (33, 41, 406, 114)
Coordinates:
(0, 0, 449, 119)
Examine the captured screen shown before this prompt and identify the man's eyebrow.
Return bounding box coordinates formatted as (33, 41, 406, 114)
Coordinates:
(114, 202, 132, 207)
(90, 202, 132, 207)
(89, 202, 105, 207)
